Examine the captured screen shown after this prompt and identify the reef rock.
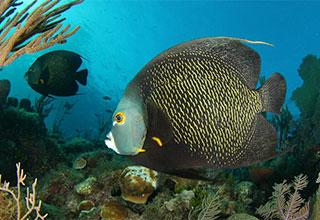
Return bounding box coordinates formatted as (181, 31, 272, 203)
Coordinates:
(119, 166, 158, 204)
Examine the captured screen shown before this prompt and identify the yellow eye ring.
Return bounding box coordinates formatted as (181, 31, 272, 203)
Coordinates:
(115, 112, 125, 124)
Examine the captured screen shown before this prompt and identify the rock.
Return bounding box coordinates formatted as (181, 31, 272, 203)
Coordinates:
(119, 166, 158, 204)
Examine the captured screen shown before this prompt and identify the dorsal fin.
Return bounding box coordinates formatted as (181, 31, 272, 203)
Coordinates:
(166, 37, 264, 89)
(133, 37, 267, 94)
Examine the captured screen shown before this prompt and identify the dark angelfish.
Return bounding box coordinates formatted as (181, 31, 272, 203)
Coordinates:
(25, 50, 88, 96)
(105, 37, 289, 179)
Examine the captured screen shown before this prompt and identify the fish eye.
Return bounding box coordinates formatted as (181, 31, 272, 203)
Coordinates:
(29, 67, 35, 72)
(115, 112, 125, 125)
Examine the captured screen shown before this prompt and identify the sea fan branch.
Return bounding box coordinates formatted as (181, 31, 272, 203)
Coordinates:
(256, 174, 309, 220)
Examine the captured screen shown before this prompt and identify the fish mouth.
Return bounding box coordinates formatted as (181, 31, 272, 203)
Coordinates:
(24, 73, 38, 85)
(105, 132, 121, 154)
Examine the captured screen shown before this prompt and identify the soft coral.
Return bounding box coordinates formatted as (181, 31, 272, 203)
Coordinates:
(256, 174, 309, 220)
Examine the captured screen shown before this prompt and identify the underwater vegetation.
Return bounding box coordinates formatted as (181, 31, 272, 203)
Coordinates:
(0, 0, 83, 69)
(268, 55, 320, 187)
(291, 55, 320, 152)
(256, 174, 309, 220)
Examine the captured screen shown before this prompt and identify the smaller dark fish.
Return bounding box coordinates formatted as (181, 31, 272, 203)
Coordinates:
(102, 96, 112, 101)
(24, 50, 88, 96)
(0, 79, 10, 106)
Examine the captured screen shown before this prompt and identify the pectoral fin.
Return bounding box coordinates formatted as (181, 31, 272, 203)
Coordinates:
(146, 99, 173, 146)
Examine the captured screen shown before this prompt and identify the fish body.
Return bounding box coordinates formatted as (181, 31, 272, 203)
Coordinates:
(105, 37, 288, 179)
(24, 50, 88, 96)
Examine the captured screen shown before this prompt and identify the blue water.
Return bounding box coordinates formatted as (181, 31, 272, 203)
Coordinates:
(2, 0, 320, 136)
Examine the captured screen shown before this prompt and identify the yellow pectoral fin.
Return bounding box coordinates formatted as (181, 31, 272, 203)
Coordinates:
(152, 137, 163, 147)
(40, 79, 44, 84)
(136, 148, 146, 153)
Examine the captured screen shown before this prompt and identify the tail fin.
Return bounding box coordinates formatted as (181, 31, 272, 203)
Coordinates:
(258, 72, 286, 115)
(76, 69, 88, 86)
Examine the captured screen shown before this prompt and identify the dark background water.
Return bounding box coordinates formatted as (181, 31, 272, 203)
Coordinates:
(2, 0, 319, 137)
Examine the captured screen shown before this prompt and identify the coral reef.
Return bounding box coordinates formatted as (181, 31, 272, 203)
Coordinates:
(77, 200, 95, 213)
(138, 190, 190, 220)
(235, 181, 256, 207)
(0, 106, 65, 183)
(72, 156, 88, 170)
(19, 98, 32, 112)
(33, 150, 133, 219)
(61, 138, 96, 160)
(1, 54, 320, 220)
(119, 166, 158, 204)
(165, 190, 195, 211)
(75, 177, 98, 195)
(100, 200, 128, 220)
